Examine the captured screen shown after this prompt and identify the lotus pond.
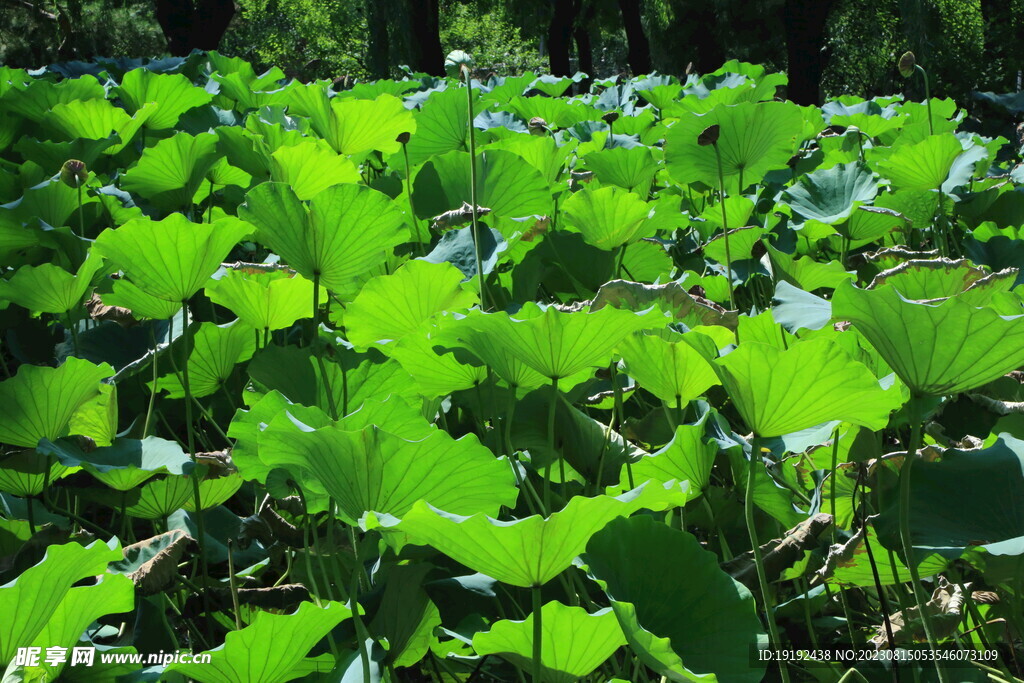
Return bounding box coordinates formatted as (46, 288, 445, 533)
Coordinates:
(1, 51, 1024, 683)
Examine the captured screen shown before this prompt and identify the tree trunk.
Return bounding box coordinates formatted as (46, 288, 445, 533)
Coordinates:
(782, 0, 836, 105)
(617, 0, 651, 75)
(153, 0, 236, 56)
(548, 0, 577, 76)
(574, 1, 594, 88)
(366, 0, 391, 79)
(406, 0, 444, 76)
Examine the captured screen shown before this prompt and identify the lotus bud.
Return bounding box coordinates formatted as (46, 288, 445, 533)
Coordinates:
(396, 132, 411, 145)
(697, 124, 720, 147)
(898, 51, 916, 78)
(528, 117, 549, 136)
(60, 159, 88, 188)
(444, 50, 474, 79)
(602, 112, 619, 125)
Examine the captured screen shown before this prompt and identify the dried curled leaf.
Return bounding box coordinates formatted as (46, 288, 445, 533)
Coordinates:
(870, 577, 964, 648)
(722, 513, 833, 590)
(430, 202, 492, 232)
(118, 529, 193, 595)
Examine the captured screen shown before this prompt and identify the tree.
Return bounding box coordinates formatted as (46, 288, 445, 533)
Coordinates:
(548, 0, 578, 76)
(617, 0, 650, 75)
(406, 0, 444, 75)
(782, 0, 837, 104)
(366, 0, 391, 78)
(153, 0, 236, 56)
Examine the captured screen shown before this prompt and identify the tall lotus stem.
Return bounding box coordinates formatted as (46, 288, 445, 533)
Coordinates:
(746, 438, 789, 683)
(461, 63, 487, 309)
(60, 159, 87, 238)
(399, 133, 424, 256)
(899, 407, 950, 683)
(700, 126, 735, 311)
(311, 272, 338, 420)
(899, 52, 933, 136)
(531, 585, 543, 682)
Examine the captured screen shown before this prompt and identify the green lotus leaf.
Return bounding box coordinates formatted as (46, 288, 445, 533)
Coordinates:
(867, 258, 1015, 302)
(205, 268, 317, 332)
(239, 182, 406, 295)
(42, 98, 150, 148)
(116, 68, 214, 130)
(504, 95, 596, 128)
(583, 515, 767, 683)
(489, 134, 575, 184)
(384, 483, 691, 587)
(829, 112, 906, 139)
(473, 602, 626, 683)
(94, 213, 250, 302)
(872, 133, 970, 191)
(561, 186, 653, 250)
(782, 161, 878, 225)
(294, 89, 415, 157)
(120, 131, 220, 211)
(184, 473, 244, 511)
(0, 450, 70, 497)
(0, 540, 126, 669)
(455, 303, 664, 381)
(258, 421, 516, 524)
(0, 358, 114, 448)
(0, 251, 104, 315)
(3, 177, 99, 231)
(389, 319, 489, 397)
(704, 226, 766, 266)
(765, 244, 853, 292)
(619, 414, 718, 494)
(875, 434, 1024, 566)
(168, 601, 352, 683)
(696, 196, 755, 238)
(0, 75, 105, 121)
(124, 475, 194, 519)
(403, 86, 468, 167)
(836, 205, 907, 242)
(582, 145, 659, 196)
(832, 282, 1024, 395)
(412, 149, 553, 220)
(345, 260, 477, 350)
(101, 279, 183, 321)
(715, 338, 900, 437)
(37, 436, 192, 491)
(617, 332, 719, 407)
(441, 310, 548, 390)
(150, 320, 255, 399)
(665, 101, 804, 193)
(269, 140, 361, 200)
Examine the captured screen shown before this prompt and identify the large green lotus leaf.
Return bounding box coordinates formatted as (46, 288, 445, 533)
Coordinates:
(868, 258, 1015, 303)
(872, 133, 965, 191)
(504, 95, 597, 128)
(818, 524, 947, 587)
(703, 226, 766, 266)
(168, 601, 351, 683)
(619, 416, 718, 495)
(561, 186, 652, 250)
(404, 86, 468, 167)
(765, 245, 853, 292)
(0, 449, 70, 497)
(322, 94, 415, 156)
(383, 483, 690, 587)
(714, 339, 899, 437)
(583, 516, 766, 683)
(239, 182, 406, 295)
(94, 214, 250, 302)
(0, 358, 113, 448)
(124, 475, 193, 519)
(488, 134, 575, 185)
(184, 473, 244, 511)
(120, 131, 220, 211)
(875, 435, 1024, 566)
(473, 603, 625, 683)
(37, 436, 192, 491)
(829, 111, 906, 139)
(102, 279, 183, 321)
(832, 282, 1024, 395)
(3, 177, 99, 231)
(582, 145, 658, 195)
(42, 98, 129, 140)
(837, 205, 907, 242)
(116, 68, 214, 130)
(664, 101, 804, 193)
(440, 311, 548, 390)
(0, 540, 124, 666)
(617, 332, 719, 406)
(258, 421, 516, 524)
(269, 140, 361, 200)
(412, 149, 553, 220)
(345, 260, 477, 350)
(0, 75, 105, 121)
(150, 320, 256, 399)
(205, 269, 316, 332)
(456, 303, 663, 380)
(389, 318, 489, 398)
(0, 252, 105, 314)
(782, 161, 878, 225)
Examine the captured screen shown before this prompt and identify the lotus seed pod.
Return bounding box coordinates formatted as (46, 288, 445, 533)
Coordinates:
(396, 132, 411, 145)
(697, 124, 720, 146)
(602, 112, 620, 124)
(898, 51, 916, 78)
(444, 50, 474, 79)
(60, 159, 88, 188)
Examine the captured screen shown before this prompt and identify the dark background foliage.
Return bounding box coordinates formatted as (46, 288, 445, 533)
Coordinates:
(1, 0, 1021, 103)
